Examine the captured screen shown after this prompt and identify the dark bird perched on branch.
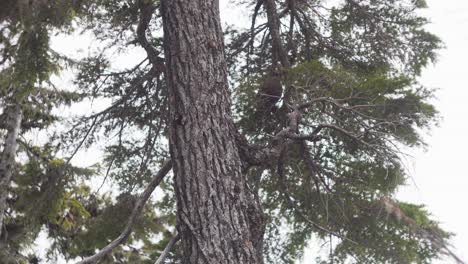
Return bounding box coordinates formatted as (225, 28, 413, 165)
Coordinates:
(256, 68, 283, 115)
(253, 67, 283, 133)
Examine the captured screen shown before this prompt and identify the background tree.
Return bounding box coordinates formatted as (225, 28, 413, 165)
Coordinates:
(0, 1, 94, 262)
(0, 0, 464, 263)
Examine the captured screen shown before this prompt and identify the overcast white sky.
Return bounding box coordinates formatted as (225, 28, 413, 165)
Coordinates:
(42, 0, 468, 263)
(396, 0, 468, 262)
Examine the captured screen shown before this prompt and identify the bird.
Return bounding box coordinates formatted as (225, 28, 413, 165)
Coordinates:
(256, 68, 283, 116)
(251, 67, 284, 133)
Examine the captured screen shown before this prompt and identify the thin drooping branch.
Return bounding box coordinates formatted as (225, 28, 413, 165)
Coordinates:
(299, 141, 333, 194)
(76, 161, 172, 264)
(0, 103, 22, 238)
(66, 115, 99, 165)
(379, 197, 466, 264)
(276, 144, 358, 245)
(154, 232, 180, 264)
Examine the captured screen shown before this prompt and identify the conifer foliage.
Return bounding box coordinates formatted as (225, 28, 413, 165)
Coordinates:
(0, 0, 463, 264)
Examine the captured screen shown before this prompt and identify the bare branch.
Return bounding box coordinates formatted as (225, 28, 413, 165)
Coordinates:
(154, 232, 180, 264)
(284, 132, 321, 141)
(315, 123, 362, 139)
(66, 115, 98, 165)
(76, 161, 172, 264)
(137, 0, 165, 72)
(263, 0, 290, 68)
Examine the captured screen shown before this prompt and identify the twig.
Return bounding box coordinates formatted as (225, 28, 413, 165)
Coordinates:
(95, 155, 115, 195)
(65, 116, 98, 165)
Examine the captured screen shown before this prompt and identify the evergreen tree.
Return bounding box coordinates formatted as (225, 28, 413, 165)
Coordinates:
(0, 0, 463, 263)
(0, 1, 94, 262)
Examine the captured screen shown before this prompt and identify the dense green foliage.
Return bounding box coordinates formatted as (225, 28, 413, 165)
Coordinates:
(0, 0, 458, 263)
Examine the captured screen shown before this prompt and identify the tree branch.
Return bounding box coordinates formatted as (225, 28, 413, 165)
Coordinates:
(76, 161, 172, 264)
(263, 0, 290, 68)
(154, 232, 180, 264)
(276, 145, 358, 245)
(137, 0, 165, 72)
(249, 0, 264, 57)
(379, 197, 466, 264)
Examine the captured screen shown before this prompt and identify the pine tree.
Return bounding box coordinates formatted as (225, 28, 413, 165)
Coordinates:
(0, 0, 464, 263)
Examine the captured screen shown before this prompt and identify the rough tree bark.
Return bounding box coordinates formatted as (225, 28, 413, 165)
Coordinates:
(0, 103, 22, 238)
(160, 0, 264, 263)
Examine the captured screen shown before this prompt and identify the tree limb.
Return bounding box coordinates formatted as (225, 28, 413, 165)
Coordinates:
(263, 0, 290, 68)
(137, 0, 165, 72)
(249, 0, 264, 58)
(154, 232, 180, 264)
(76, 161, 172, 264)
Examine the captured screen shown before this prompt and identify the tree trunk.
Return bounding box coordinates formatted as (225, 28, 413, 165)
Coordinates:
(160, 0, 264, 263)
(0, 103, 22, 238)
